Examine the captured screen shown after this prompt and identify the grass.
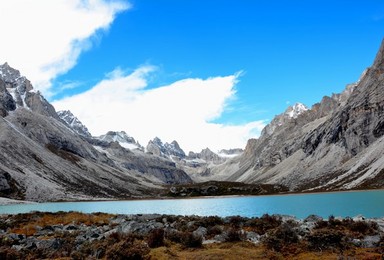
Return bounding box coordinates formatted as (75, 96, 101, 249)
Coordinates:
(9, 211, 112, 236)
(148, 242, 384, 260)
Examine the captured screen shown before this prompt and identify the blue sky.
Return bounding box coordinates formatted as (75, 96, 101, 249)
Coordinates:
(1, 0, 383, 152)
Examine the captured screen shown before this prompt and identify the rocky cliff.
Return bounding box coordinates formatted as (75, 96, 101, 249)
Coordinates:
(218, 39, 384, 191)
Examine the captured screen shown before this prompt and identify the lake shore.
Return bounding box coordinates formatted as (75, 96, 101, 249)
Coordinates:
(2, 185, 384, 206)
(0, 212, 383, 259)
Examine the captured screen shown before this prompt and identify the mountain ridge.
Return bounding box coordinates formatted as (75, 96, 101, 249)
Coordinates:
(209, 39, 384, 191)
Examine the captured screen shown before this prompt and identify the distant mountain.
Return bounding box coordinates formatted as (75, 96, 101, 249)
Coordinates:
(96, 131, 144, 151)
(261, 102, 308, 137)
(2, 39, 383, 202)
(212, 39, 384, 192)
(218, 148, 243, 158)
(57, 110, 91, 137)
(0, 63, 192, 202)
(146, 137, 186, 158)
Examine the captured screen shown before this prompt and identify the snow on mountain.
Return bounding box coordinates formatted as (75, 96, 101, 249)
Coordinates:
(218, 148, 243, 158)
(57, 110, 91, 137)
(0, 62, 58, 119)
(260, 102, 308, 137)
(97, 131, 144, 151)
(285, 102, 308, 119)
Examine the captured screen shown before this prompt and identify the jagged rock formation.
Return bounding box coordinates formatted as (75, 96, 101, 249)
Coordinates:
(0, 63, 58, 119)
(261, 103, 308, 137)
(96, 131, 144, 151)
(187, 148, 225, 164)
(57, 110, 91, 137)
(146, 137, 186, 158)
(0, 63, 192, 202)
(216, 39, 384, 191)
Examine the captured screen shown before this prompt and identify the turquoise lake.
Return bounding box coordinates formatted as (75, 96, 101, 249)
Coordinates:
(1, 190, 384, 219)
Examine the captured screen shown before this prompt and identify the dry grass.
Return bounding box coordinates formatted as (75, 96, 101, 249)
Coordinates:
(148, 242, 384, 260)
(10, 211, 112, 235)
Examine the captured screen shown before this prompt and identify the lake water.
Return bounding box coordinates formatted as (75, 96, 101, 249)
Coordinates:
(1, 190, 384, 219)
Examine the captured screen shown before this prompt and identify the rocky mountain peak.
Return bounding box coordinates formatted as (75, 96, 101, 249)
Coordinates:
(285, 103, 308, 119)
(164, 140, 186, 158)
(187, 148, 225, 164)
(260, 102, 308, 137)
(57, 110, 91, 137)
(0, 63, 58, 119)
(97, 131, 143, 151)
(0, 62, 22, 83)
(147, 137, 186, 158)
(373, 39, 384, 70)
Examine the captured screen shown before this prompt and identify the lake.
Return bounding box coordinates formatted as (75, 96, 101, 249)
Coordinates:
(1, 190, 384, 219)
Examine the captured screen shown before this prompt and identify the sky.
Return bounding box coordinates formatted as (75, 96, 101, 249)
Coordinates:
(0, 0, 383, 153)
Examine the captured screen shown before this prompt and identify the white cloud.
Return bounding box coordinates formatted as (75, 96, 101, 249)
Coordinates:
(0, 0, 129, 95)
(53, 66, 266, 152)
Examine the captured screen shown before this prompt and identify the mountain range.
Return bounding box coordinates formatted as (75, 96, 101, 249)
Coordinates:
(1, 39, 384, 202)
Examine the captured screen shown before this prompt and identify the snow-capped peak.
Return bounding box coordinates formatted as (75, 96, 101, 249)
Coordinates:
(57, 110, 91, 137)
(97, 131, 143, 151)
(285, 102, 308, 119)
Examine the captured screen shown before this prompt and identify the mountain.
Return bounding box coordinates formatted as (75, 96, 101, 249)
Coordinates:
(0, 62, 58, 119)
(57, 110, 91, 137)
(0, 63, 192, 202)
(96, 131, 144, 151)
(215, 39, 384, 192)
(146, 137, 186, 158)
(218, 148, 243, 158)
(261, 102, 308, 137)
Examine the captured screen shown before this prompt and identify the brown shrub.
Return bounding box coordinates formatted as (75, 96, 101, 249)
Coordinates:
(263, 222, 299, 251)
(199, 216, 224, 227)
(306, 229, 346, 251)
(349, 221, 378, 236)
(0, 246, 22, 260)
(228, 216, 247, 228)
(105, 239, 149, 260)
(166, 230, 202, 248)
(147, 228, 164, 248)
(226, 228, 245, 242)
(207, 225, 223, 238)
(180, 231, 203, 248)
(246, 214, 282, 235)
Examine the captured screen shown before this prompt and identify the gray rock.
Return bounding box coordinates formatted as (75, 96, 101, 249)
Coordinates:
(36, 238, 62, 250)
(193, 226, 208, 238)
(246, 231, 260, 243)
(361, 235, 381, 248)
(64, 224, 78, 231)
(118, 220, 164, 236)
